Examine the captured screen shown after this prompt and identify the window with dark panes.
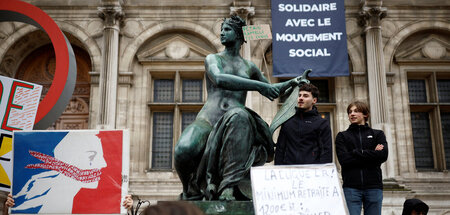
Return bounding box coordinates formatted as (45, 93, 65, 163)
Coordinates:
(408, 72, 450, 171)
(154, 79, 174, 102)
(182, 112, 198, 131)
(437, 80, 450, 102)
(182, 79, 203, 102)
(410, 112, 434, 170)
(408, 80, 427, 103)
(441, 112, 450, 168)
(310, 80, 330, 103)
(151, 112, 174, 169)
(149, 71, 205, 170)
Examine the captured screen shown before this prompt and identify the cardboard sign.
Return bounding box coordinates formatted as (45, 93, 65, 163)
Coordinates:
(243, 24, 272, 41)
(0, 76, 42, 192)
(251, 163, 348, 215)
(12, 130, 130, 214)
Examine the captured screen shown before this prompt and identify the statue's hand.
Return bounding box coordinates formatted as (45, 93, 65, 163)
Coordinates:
(259, 83, 280, 101)
(272, 76, 302, 96)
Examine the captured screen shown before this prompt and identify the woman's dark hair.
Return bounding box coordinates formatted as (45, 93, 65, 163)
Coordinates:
(222, 15, 247, 44)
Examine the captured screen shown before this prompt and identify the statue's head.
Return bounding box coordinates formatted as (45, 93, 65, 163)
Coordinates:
(221, 15, 247, 45)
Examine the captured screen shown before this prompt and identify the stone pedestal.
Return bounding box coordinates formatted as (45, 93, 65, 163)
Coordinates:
(190, 201, 255, 215)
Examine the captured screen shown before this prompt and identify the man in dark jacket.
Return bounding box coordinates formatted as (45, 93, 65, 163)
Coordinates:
(275, 83, 332, 165)
(335, 101, 388, 215)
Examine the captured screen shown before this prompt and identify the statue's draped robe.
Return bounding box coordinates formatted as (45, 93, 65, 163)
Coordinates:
(195, 107, 274, 199)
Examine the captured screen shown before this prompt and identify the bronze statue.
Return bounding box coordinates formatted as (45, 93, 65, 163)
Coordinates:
(174, 15, 301, 201)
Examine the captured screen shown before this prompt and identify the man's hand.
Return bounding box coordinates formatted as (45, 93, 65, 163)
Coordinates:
(3, 193, 14, 215)
(375, 144, 384, 151)
(4, 193, 14, 208)
(122, 195, 133, 210)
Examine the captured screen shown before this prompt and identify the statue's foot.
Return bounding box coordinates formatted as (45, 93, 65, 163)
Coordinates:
(180, 192, 203, 201)
(219, 188, 236, 201)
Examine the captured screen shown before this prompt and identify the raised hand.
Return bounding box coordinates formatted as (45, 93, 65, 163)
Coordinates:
(122, 195, 133, 210)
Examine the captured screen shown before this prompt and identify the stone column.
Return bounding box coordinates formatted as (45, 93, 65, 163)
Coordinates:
(97, 1, 123, 129)
(360, 0, 396, 179)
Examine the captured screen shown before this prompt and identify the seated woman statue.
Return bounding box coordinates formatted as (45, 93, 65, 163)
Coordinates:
(174, 15, 299, 201)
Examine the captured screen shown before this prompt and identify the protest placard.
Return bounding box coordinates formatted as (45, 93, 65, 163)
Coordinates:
(243, 25, 272, 41)
(271, 0, 349, 77)
(0, 76, 42, 192)
(12, 130, 130, 214)
(251, 163, 348, 215)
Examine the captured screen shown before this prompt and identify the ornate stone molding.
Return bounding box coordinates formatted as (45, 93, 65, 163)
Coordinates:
(230, 7, 255, 20)
(358, 1, 387, 30)
(386, 72, 395, 86)
(351, 72, 367, 85)
(89, 71, 100, 85)
(98, 5, 124, 29)
(230, 1, 255, 21)
(118, 72, 133, 86)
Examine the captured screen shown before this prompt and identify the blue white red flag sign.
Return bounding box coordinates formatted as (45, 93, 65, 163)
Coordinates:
(0, 76, 42, 192)
(12, 130, 130, 214)
(271, 0, 349, 77)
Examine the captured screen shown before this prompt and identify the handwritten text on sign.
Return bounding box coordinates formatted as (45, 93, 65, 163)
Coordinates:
(243, 25, 272, 41)
(251, 164, 348, 215)
(0, 76, 42, 192)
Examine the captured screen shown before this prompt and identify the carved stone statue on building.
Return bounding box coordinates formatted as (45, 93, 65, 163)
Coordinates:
(174, 15, 302, 201)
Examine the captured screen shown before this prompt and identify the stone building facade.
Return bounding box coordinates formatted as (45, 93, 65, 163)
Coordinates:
(0, 0, 449, 214)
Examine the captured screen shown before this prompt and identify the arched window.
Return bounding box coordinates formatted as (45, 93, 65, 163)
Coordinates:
(396, 31, 450, 171)
(16, 44, 92, 130)
(137, 33, 215, 170)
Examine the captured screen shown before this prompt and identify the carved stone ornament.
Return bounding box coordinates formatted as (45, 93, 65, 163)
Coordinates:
(98, 6, 124, 28)
(165, 40, 190, 59)
(395, 35, 450, 62)
(422, 40, 446, 59)
(137, 35, 211, 62)
(358, 6, 387, 29)
(63, 97, 89, 114)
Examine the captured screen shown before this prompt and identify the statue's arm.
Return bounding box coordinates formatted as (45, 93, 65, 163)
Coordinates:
(249, 62, 303, 97)
(205, 54, 279, 100)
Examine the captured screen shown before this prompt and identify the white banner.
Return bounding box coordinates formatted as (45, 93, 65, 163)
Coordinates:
(251, 163, 348, 215)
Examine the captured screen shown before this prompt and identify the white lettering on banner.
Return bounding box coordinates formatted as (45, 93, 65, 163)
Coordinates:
(276, 32, 343, 42)
(289, 48, 331, 57)
(278, 3, 337, 12)
(285, 19, 315, 27)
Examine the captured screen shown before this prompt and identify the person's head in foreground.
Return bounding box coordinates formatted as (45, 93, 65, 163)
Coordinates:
(402, 198, 429, 215)
(142, 201, 205, 215)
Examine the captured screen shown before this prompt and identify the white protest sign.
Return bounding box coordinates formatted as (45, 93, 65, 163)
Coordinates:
(243, 24, 272, 41)
(251, 163, 348, 215)
(0, 75, 42, 192)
